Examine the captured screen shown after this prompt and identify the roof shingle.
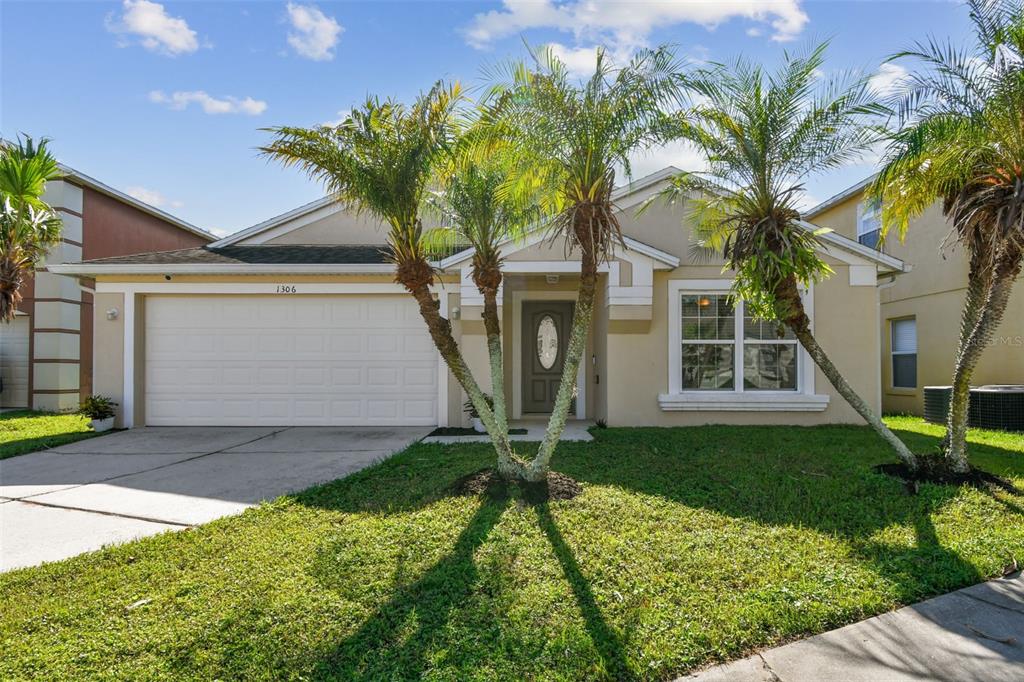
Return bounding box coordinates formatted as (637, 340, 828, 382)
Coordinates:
(74, 244, 392, 266)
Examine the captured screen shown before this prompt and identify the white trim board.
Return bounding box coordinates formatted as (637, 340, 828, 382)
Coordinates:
(95, 282, 432, 295)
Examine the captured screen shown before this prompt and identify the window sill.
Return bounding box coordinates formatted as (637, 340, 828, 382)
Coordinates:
(658, 392, 830, 412)
(886, 387, 918, 397)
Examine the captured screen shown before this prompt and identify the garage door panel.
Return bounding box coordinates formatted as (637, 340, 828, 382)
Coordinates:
(145, 295, 438, 426)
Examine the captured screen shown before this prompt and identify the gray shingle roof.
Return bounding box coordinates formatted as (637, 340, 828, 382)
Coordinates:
(75, 244, 392, 266)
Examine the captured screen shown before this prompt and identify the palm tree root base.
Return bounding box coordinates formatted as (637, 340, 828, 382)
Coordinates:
(449, 468, 582, 503)
(876, 455, 1020, 495)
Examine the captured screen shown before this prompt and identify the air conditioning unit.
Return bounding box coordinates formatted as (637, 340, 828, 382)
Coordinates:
(922, 385, 1023, 432)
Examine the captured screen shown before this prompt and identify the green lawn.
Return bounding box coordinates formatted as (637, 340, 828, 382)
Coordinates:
(1, 418, 1022, 681)
(0, 410, 98, 460)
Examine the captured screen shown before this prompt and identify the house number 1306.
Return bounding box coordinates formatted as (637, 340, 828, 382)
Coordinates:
(276, 285, 297, 294)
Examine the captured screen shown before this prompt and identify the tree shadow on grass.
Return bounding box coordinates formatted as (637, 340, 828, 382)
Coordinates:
(534, 502, 637, 680)
(306, 495, 509, 680)
(556, 425, 1024, 603)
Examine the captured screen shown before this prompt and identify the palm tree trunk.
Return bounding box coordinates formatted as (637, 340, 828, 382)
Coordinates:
(526, 246, 598, 482)
(0, 257, 25, 323)
(776, 276, 919, 471)
(480, 285, 523, 477)
(941, 249, 991, 459)
(944, 246, 1023, 471)
(404, 279, 498, 432)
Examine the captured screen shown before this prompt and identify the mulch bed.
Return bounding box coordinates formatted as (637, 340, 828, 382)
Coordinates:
(876, 455, 1021, 495)
(428, 427, 529, 437)
(449, 468, 583, 503)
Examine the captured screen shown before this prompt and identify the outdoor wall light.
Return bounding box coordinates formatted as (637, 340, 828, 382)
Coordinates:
(106, 308, 119, 321)
(546, 274, 560, 284)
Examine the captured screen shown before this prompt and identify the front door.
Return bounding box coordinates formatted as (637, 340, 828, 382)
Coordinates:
(521, 300, 574, 413)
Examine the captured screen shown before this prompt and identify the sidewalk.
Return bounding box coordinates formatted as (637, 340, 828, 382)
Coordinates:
(683, 573, 1023, 681)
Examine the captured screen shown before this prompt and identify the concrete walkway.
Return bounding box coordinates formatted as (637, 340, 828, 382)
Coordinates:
(683, 572, 1024, 682)
(422, 419, 595, 444)
(0, 426, 429, 572)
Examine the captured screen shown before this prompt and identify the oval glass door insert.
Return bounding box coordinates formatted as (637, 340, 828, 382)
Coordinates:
(537, 315, 559, 369)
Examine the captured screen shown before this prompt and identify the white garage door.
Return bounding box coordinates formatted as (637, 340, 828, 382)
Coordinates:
(0, 315, 30, 408)
(145, 295, 438, 426)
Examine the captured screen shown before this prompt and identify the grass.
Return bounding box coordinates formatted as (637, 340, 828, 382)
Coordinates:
(1, 418, 1022, 681)
(0, 410, 98, 460)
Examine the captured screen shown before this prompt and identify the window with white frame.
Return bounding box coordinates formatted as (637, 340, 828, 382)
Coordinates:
(679, 292, 799, 392)
(891, 317, 917, 389)
(680, 294, 735, 390)
(857, 198, 882, 249)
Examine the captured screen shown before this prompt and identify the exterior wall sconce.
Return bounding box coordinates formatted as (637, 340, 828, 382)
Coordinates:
(545, 274, 560, 284)
(106, 308, 119, 321)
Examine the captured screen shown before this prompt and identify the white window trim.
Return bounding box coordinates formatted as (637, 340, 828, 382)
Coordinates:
(890, 317, 918, 390)
(659, 279, 829, 412)
(857, 199, 882, 245)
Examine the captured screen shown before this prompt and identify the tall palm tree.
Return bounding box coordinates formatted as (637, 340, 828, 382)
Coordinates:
(660, 43, 920, 471)
(481, 45, 684, 480)
(870, 0, 1024, 473)
(260, 83, 501, 439)
(0, 137, 63, 322)
(423, 150, 536, 476)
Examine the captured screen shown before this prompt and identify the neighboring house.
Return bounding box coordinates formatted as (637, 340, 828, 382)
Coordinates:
(0, 166, 213, 411)
(49, 168, 905, 429)
(806, 178, 1024, 415)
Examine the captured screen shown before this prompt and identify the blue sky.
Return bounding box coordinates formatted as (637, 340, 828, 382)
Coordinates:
(2, 1, 972, 237)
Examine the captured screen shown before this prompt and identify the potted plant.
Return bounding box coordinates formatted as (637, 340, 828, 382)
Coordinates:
(463, 394, 493, 433)
(80, 395, 118, 432)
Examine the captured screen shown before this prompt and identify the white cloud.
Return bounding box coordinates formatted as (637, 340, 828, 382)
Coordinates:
(464, 0, 808, 52)
(321, 109, 350, 127)
(106, 0, 199, 56)
(626, 140, 707, 183)
(868, 63, 909, 97)
(286, 3, 343, 61)
(149, 90, 268, 115)
(125, 185, 183, 209)
(746, 27, 762, 37)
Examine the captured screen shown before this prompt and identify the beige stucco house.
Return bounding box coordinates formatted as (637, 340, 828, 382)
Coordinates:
(807, 178, 1023, 415)
(49, 169, 906, 429)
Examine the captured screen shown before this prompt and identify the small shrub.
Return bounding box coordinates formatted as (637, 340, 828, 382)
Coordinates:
(80, 395, 117, 420)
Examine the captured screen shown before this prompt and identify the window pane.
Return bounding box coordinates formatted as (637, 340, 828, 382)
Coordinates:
(682, 343, 734, 390)
(891, 318, 917, 353)
(858, 229, 881, 249)
(744, 343, 798, 391)
(681, 295, 699, 317)
(682, 317, 700, 340)
(743, 314, 794, 340)
(893, 353, 917, 388)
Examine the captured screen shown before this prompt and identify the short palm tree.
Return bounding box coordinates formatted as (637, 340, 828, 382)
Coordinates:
(870, 0, 1024, 473)
(423, 149, 536, 475)
(481, 45, 684, 480)
(660, 43, 920, 471)
(0, 137, 63, 322)
(260, 83, 501, 438)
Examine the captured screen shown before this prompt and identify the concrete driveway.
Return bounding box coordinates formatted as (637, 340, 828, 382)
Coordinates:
(0, 426, 430, 572)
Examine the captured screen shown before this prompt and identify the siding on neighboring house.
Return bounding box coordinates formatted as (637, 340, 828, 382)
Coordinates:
(808, 189, 1023, 415)
(4, 178, 210, 411)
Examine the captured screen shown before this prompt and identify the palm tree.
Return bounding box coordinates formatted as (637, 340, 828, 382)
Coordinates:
(870, 0, 1024, 473)
(260, 83, 501, 440)
(0, 137, 63, 322)
(423, 150, 536, 476)
(481, 45, 684, 480)
(659, 43, 921, 471)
